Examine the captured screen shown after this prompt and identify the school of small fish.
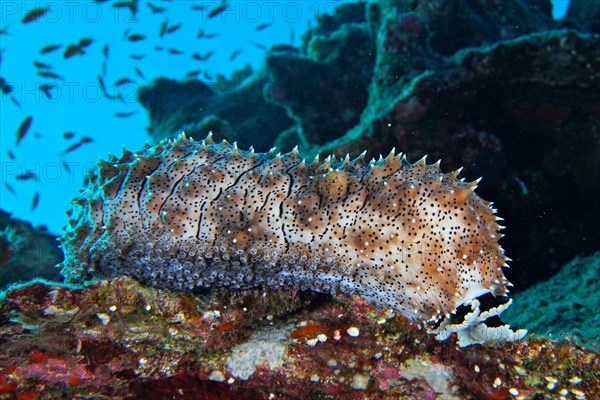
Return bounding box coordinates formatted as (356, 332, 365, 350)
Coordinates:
(1, 0, 286, 212)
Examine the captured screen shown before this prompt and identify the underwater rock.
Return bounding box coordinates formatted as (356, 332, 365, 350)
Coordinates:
(264, 2, 374, 145)
(137, 77, 215, 139)
(138, 68, 294, 152)
(0, 278, 598, 399)
(404, 0, 554, 57)
(0, 210, 62, 290)
(566, 0, 600, 33)
(503, 252, 600, 353)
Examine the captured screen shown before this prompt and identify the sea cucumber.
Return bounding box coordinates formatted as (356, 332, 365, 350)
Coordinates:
(60, 133, 526, 346)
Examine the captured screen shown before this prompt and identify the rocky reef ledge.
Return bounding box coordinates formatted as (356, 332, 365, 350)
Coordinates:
(1, 277, 597, 399)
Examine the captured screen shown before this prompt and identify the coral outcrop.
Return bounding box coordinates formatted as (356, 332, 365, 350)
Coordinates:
(504, 252, 600, 353)
(0, 210, 63, 290)
(137, 67, 294, 153)
(0, 278, 597, 399)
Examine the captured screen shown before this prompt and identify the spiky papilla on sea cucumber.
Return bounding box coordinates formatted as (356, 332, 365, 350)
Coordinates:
(60, 132, 526, 346)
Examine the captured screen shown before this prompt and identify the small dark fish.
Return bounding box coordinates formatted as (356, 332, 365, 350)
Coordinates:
(102, 60, 107, 76)
(16, 171, 37, 181)
(0, 25, 9, 35)
(185, 69, 201, 78)
(115, 110, 138, 117)
(93, 0, 111, 3)
(40, 83, 55, 90)
(64, 44, 84, 59)
(7, 150, 15, 160)
(255, 22, 271, 31)
(97, 75, 106, 94)
(62, 161, 71, 172)
(197, 28, 219, 39)
(31, 192, 40, 211)
(40, 44, 61, 54)
(166, 23, 181, 34)
(167, 48, 182, 55)
(147, 2, 166, 13)
(4, 183, 16, 196)
(115, 77, 134, 86)
(192, 51, 214, 61)
(60, 137, 93, 156)
(208, 0, 226, 18)
(155, 45, 164, 51)
(33, 61, 52, 69)
(159, 19, 168, 37)
(63, 131, 75, 139)
(22, 6, 50, 23)
(34, 132, 42, 139)
(129, 0, 139, 16)
(204, 71, 213, 80)
(16, 116, 33, 145)
(191, 5, 206, 11)
(250, 41, 267, 50)
(38, 71, 63, 79)
(130, 53, 145, 60)
(134, 67, 146, 80)
(122, 28, 132, 40)
(10, 96, 21, 108)
(113, 1, 131, 9)
(128, 33, 146, 42)
(78, 37, 93, 48)
(0, 77, 13, 94)
(39, 84, 55, 99)
(229, 49, 241, 61)
(103, 44, 109, 58)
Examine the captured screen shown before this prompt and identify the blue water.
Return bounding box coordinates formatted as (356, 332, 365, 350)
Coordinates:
(0, 0, 570, 234)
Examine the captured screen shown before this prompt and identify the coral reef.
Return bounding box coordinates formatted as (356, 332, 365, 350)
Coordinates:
(3, 0, 600, 396)
(0, 210, 63, 291)
(0, 278, 598, 399)
(137, 0, 600, 292)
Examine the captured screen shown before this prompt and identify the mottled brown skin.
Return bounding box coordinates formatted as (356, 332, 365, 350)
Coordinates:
(61, 133, 510, 333)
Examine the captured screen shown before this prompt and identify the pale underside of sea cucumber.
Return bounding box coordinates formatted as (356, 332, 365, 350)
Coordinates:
(60, 132, 526, 346)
